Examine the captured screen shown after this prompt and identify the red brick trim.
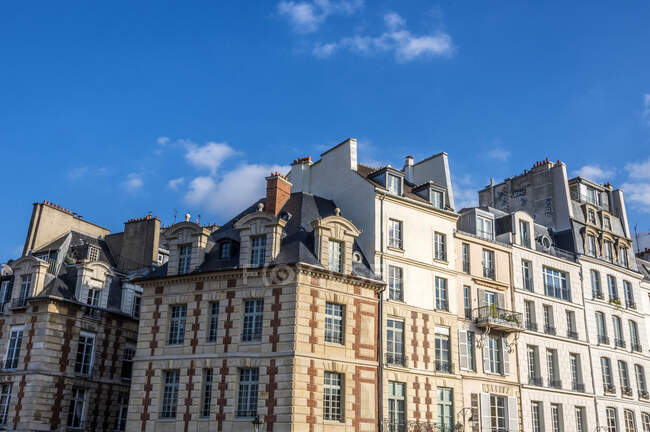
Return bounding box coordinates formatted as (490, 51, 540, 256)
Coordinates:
(309, 289, 319, 353)
(141, 362, 155, 431)
(422, 314, 430, 369)
(424, 377, 432, 420)
(352, 366, 377, 432)
(265, 360, 278, 431)
(413, 377, 421, 420)
(110, 328, 122, 379)
(150, 297, 162, 356)
(155, 286, 164, 295)
(216, 359, 228, 431)
(13, 374, 26, 429)
(99, 326, 111, 377)
(352, 299, 378, 361)
(195, 281, 204, 291)
(184, 361, 196, 432)
(90, 384, 103, 430)
(306, 360, 317, 432)
(227, 279, 237, 288)
(223, 291, 235, 353)
(22, 315, 37, 368)
(102, 386, 114, 432)
(191, 294, 202, 354)
(50, 318, 75, 430)
(269, 288, 282, 351)
(411, 312, 419, 368)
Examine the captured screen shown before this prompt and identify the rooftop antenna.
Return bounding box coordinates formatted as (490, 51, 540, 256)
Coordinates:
(197, 213, 201, 224)
(173, 209, 178, 224)
(635, 223, 640, 254)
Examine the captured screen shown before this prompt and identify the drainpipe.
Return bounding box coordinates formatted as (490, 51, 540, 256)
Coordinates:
(378, 193, 385, 431)
(579, 262, 601, 430)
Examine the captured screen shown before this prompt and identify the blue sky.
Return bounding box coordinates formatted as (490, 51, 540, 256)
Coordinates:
(1, 0, 650, 262)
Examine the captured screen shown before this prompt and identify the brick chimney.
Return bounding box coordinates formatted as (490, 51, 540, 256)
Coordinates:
(266, 172, 292, 215)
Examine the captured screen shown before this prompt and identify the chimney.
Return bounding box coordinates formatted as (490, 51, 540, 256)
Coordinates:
(403, 155, 414, 182)
(266, 172, 292, 215)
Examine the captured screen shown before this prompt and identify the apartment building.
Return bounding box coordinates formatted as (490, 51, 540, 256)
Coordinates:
(125, 174, 384, 432)
(0, 201, 159, 431)
(481, 158, 650, 432)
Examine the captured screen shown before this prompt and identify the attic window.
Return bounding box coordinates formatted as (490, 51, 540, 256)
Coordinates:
(387, 174, 402, 195)
(88, 247, 99, 262)
(328, 240, 343, 273)
(220, 242, 231, 259)
(431, 189, 444, 209)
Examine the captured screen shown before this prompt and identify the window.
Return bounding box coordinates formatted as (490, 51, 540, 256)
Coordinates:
(566, 310, 577, 339)
(570, 353, 582, 390)
(121, 346, 135, 380)
(484, 290, 497, 308)
(0, 281, 9, 304)
(551, 404, 563, 432)
(88, 247, 99, 262)
(388, 266, 403, 301)
(434, 331, 450, 372)
(531, 401, 543, 432)
(437, 387, 453, 430)
(132, 292, 142, 318)
(458, 331, 475, 371)
(524, 300, 536, 331)
(67, 387, 86, 428)
(116, 393, 128, 431)
(237, 368, 259, 417)
(635, 365, 648, 396)
(613, 316, 625, 348)
(527, 345, 540, 384)
(87, 288, 100, 307)
(642, 413, 650, 432)
(482, 249, 495, 279)
(623, 281, 635, 308)
(201, 368, 213, 418)
(543, 304, 555, 335)
(328, 240, 343, 272)
(620, 247, 629, 267)
(433, 232, 447, 261)
(519, 220, 531, 248)
(386, 319, 404, 365)
(435, 277, 448, 311)
(591, 270, 602, 298)
(388, 219, 403, 249)
(596, 312, 608, 343)
(490, 395, 506, 431)
(604, 216, 612, 230)
(324, 372, 343, 422)
(604, 240, 614, 262)
(220, 242, 231, 259)
(602, 357, 614, 391)
(250, 235, 266, 267)
(522, 260, 533, 291)
(387, 174, 402, 195)
(543, 267, 570, 301)
(242, 299, 264, 342)
(625, 410, 637, 432)
(547, 349, 560, 387)
(487, 336, 502, 374)
(462, 243, 470, 273)
(477, 216, 493, 240)
(608, 275, 618, 300)
(167, 305, 187, 345)
(18, 275, 32, 301)
(4, 326, 23, 370)
(388, 382, 406, 432)
(74, 332, 95, 375)
(619, 360, 631, 394)
(0, 383, 11, 425)
(575, 407, 587, 432)
(178, 245, 192, 274)
(463, 286, 471, 319)
(325, 303, 344, 344)
(588, 210, 596, 224)
(207, 302, 219, 343)
(431, 190, 444, 209)
(160, 370, 180, 419)
(587, 234, 597, 256)
(606, 407, 618, 432)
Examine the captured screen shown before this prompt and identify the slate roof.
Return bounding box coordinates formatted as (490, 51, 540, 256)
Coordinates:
(355, 164, 432, 206)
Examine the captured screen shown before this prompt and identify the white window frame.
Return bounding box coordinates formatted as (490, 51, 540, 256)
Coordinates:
(178, 244, 192, 274)
(434, 232, 447, 261)
(207, 301, 219, 343)
(242, 299, 264, 342)
(3, 326, 24, 370)
(435, 277, 448, 311)
(250, 235, 266, 267)
(167, 304, 187, 346)
(387, 174, 402, 195)
(388, 265, 403, 301)
(236, 368, 259, 417)
(0, 383, 12, 425)
(323, 372, 343, 422)
(388, 381, 406, 431)
(116, 392, 128, 431)
(160, 370, 180, 419)
(324, 302, 344, 345)
(328, 240, 343, 273)
(477, 216, 494, 240)
(67, 387, 86, 429)
(201, 368, 214, 418)
(386, 319, 404, 365)
(388, 219, 403, 249)
(74, 331, 95, 376)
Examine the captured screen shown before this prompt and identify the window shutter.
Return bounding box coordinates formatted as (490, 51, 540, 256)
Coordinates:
(480, 393, 491, 432)
(477, 289, 485, 310)
(497, 292, 505, 309)
(458, 330, 468, 370)
(482, 339, 490, 373)
(502, 338, 510, 375)
(507, 396, 519, 431)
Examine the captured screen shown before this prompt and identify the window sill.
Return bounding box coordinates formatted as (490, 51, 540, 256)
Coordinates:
(240, 340, 262, 345)
(387, 246, 405, 253)
(433, 258, 448, 265)
(324, 342, 345, 347)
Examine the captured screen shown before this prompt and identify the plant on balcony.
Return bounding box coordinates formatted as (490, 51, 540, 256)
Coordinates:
(608, 298, 622, 308)
(604, 384, 616, 393)
(488, 303, 498, 318)
(595, 292, 604, 299)
(504, 314, 521, 325)
(639, 390, 649, 399)
(623, 387, 633, 397)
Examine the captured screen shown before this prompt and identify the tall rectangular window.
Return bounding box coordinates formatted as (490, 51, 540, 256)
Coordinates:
(596, 312, 608, 343)
(623, 281, 635, 308)
(527, 345, 540, 384)
(237, 368, 259, 417)
(607, 275, 618, 300)
(587, 234, 597, 256)
(386, 319, 404, 366)
(74, 332, 95, 376)
(543, 267, 570, 301)
(635, 364, 648, 395)
(437, 388, 453, 430)
(551, 404, 563, 432)
(465, 331, 475, 371)
(524, 300, 536, 331)
(434, 232, 447, 261)
(642, 413, 650, 432)
(0, 383, 12, 425)
(606, 407, 618, 432)
(220, 241, 231, 259)
(178, 245, 192, 274)
(116, 393, 128, 432)
(531, 401, 542, 432)
(602, 357, 614, 390)
(575, 407, 587, 432)
(463, 286, 471, 319)
(489, 395, 506, 431)
(86, 288, 100, 307)
(121, 346, 135, 380)
(435, 332, 450, 372)
(620, 247, 629, 267)
(18, 275, 31, 301)
(325, 303, 344, 345)
(388, 219, 403, 249)
(207, 302, 219, 343)
(619, 360, 631, 393)
(570, 353, 582, 390)
(250, 235, 266, 267)
(431, 190, 444, 209)
(613, 316, 625, 347)
(324, 372, 343, 422)
(547, 349, 560, 388)
(160, 370, 180, 419)
(604, 240, 614, 262)
(0, 281, 9, 304)
(67, 387, 86, 428)
(488, 336, 502, 374)
(201, 368, 213, 418)
(462, 243, 470, 273)
(3, 326, 23, 370)
(388, 266, 403, 301)
(543, 304, 555, 335)
(477, 216, 493, 240)
(242, 299, 264, 342)
(88, 247, 99, 261)
(566, 310, 577, 339)
(387, 174, 402, 195)
(132, 292, 142, 318)
(624, 410, 637, 432)
(522, 260, 533, 291)
(519, 220, 531, 247)
(167, 304, 187, 345)
(435, 277, 448, 311)
(388, 381, 405, 432)
(482, 249, 495, 279)
(328, 240, 343, 272)
(591, 270, 602, 298)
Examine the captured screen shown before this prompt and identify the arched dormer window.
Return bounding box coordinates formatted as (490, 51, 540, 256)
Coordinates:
(311, 210, 362, 275)
(234, 203, 288, 268)
(162, 220, 212, 276)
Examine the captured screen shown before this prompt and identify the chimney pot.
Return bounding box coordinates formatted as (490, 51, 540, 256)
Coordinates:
(265, 173, 292, 215)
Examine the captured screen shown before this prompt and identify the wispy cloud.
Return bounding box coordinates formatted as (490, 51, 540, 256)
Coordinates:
(312, 11, 453, 62)
(67, 166, 108, 180)
(573, 165, 614, 181)
(453, 173, 479, 210)
(168, 177, 185, 190)
(626, 157, 650, 180)
(278, 0, 363, 33)
(184, 141, 236, 175)
(486, 145, 511, 162)
(644, 93, 650, 124)
(622, 182, 650, 212)
(122, 173, 144, 193)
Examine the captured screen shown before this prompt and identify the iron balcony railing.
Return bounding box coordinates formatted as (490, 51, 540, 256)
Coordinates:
(528, 376, 543, 386)
(84, 307, 104, 321)
(381, 420, 458, 432)
(482, 267, 495, 280)
(639, 390, 649, 400)
(549, 379, 562, 389)
(434, 361, 453, 374)
(604, 384, 616, 394)
(567, 330, 579, 340)
(615, 339, 626, 349)
(544, 325, 556, 336)
(525, 321, 538, 332)
(10, 297, 28, 309)
(632, 343, 643, 353)
(386, 352, 407, 367)
(622, 387, 633, 397)
(572, 382, 585, 393)
(598, 335, 610, 345)
(474, 306, 523, 330)
(522, 277, 534, 291)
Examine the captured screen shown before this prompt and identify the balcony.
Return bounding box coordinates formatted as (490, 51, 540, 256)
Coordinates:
(544, 325, 556, 336)
(385, 352, 407, 367)
(549, 379, 562, 389)
(632, 343, 642, 353)
(525, 321, 538, 332)
(622, 387, 633, 397)
(604, 384, 616, 394)
(567, 330, 579, 340)
(615, 339, 626, 349)
(528, 376, 543, 386)
(639, 390, 649, 400)
(598, 335, 610, 345)
(435, 361, 453, 374)
(572, 382, 585, 393)
(10, 297, 28, 310)
(474, 306, 523, 333)
(84, 307, 104, 321)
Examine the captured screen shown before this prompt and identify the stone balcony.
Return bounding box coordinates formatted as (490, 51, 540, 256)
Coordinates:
(473, 306, 523, 333)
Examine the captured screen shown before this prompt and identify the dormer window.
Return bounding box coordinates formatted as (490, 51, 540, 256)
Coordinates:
(250, 236, 266, 267)
(477, 216, 494, 241)
(328, 240, 343, 272)
(587, 234, 596, 256)
(603, 240, 613, 262)
(387, 174, 402, 195)
(603, 216, 611, 231)
(18, 275, 32, 302)
(88, 247, 99, 262)
(431, 189, 444, 209)
(87, 288, 100, 307)
(519, 220, 531, 248)
(588, 210, 596, 224)
(620, 247, 629, 267)
(179, 245, 192, 275)
(220, 242, 232, 259)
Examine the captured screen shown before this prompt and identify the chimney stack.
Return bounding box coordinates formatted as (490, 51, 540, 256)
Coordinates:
(266, 172, 292, 215)
(403, 155, 415, 182)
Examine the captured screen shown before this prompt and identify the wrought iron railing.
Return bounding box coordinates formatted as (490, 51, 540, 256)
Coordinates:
(544, 325, 556, 336)
(528, 376, 543, 386)
(386, 353, 407, 367)
(603, 384, 616, 394)
(572, 382, 585, 392)
(615, 339, 626, 348)
(474, 306, 523, 328)
(598, 335, 610, 345)
(632, 343, 643, 353)
(567, 330, 579, 340)
(381, 419, 458, 432)
(525, 321, 538, 332)
(622, 386, 633, 397)
(549, 379, 562, 389)
(11, 298, 28, 309)
(435, 361, 453, 374)
(482, 267, 495, 280)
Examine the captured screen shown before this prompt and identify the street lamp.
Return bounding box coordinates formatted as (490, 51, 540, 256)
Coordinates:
(454, 407, 473, 431)
(252, 415, 264, 432)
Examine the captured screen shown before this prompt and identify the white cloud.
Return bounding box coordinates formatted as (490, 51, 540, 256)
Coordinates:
(184, 141, 236, 175)
(278, 0, 362, 33)
(168, 177, 185, 190)
(486, 146, 511, 162)
(122, 173, 144, 193)
(185, 164, 291, 218)
(157, 136, 170, 146)
(573, 165, 614, 181)
(622, 182, 650, 212)
(453, 174, 479, 210)
(625, 157, 650, 180)
(311, 11, 454, 62)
